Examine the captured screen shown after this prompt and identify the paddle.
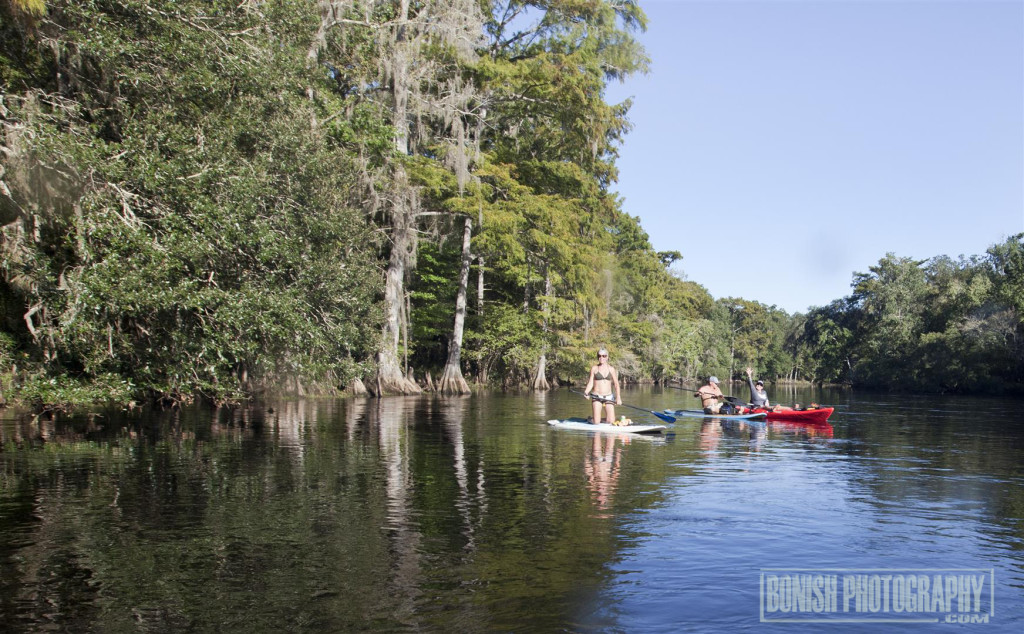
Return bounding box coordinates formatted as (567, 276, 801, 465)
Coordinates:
(722, 395, 752, 407)
(570, 389, 676, 423)
(666, 383, 739, 398)
(666, 384, 751, 408)
(663, 383, 697, 391)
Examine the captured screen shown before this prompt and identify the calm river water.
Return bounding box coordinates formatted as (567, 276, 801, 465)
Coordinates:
(1, 387, 1022, 632)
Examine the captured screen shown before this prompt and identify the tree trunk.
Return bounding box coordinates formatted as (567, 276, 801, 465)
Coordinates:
(476, 255, 484, 315)
(377, 178, 421, 394)
(403, 288, 411, 376)
(583, 303, 590, 344)
(424, 371, 435, 392)
(532, 266, 551, 391)
(372, 0, 420, 395)
(476, 200, 484, 316)
(349, 377, 369, 396)
(729, 335, 735, 384)
(478, 357, 490, 385)
(438, 217, 472, 394)
(532, 353, 549, 391)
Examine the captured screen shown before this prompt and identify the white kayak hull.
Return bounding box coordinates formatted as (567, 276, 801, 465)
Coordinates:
(547, 418, 667, 434)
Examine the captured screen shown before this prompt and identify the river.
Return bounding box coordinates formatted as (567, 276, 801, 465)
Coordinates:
(1, 387, 1022, 632)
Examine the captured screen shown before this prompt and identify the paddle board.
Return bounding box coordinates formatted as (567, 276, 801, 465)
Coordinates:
(547, 418, 667, 434)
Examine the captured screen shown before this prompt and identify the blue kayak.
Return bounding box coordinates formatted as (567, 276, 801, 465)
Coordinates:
(664, 409, 767, 421)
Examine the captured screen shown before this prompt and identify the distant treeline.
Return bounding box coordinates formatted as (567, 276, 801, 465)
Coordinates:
(793, 246, 1024, 394)
(1, 1, 1020, 409)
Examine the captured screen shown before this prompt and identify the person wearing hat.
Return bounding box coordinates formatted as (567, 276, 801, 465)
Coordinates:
(695, 375, 725, 414)
(745, 367, 771, 409)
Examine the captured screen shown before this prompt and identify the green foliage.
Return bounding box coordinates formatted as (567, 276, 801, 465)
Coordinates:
(1, 0, 1018, 406)
(987, 233, 1024, 315)
(790, 238, 1024, 393)
(466, 303, 545, 386)
(15, 373, 135, 412)
(9, 0, 45, 16)
(1, 0, 383, 404)
(792, 299, 859, 384)
(410, 238, 463, 370)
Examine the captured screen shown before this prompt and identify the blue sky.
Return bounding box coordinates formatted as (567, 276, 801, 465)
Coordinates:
(605, 0, 1024, 314)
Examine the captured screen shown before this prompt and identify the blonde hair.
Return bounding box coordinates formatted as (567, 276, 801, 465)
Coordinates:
(597, 348, 609, 358)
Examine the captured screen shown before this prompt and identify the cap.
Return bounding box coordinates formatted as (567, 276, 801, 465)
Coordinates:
(709, 376, 719, 384)
(755, 380, 764, 386)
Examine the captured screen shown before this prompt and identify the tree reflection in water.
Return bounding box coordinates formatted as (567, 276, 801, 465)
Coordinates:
(374, 397, 423, 622)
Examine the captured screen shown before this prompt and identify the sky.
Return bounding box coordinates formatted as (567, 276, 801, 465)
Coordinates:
(604, 0, 1024, 314)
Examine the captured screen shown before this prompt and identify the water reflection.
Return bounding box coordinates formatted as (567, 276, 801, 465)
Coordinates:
(699, 420, 722, 453)
(584, 434, 623, 516)
(271, 400, 315, 453)
(441, 396, 481, 548)
(373, 397, 424, 621)
(0, 390, 1021, 631)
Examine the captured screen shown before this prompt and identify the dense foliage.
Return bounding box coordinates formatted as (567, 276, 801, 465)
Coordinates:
(1, 0, 382, 405)
(1, 1, 1021, 408)
(793, 239, 1024, 393)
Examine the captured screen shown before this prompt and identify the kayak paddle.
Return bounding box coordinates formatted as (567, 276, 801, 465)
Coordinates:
(664, 383, 696, 391)
(722, 395, 752, 407)
(570, 389, 676, 423)
(663, 381, 745, 401)
(666, 384, 751, 407)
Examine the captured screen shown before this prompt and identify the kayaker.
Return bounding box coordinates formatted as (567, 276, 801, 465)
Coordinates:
(583, 348, 622, 424)
(746, 367, 792, 412)
(745, 367, 771, 408)
(695, 376, 725, 414)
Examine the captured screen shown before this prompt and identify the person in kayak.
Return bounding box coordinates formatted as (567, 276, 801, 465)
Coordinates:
(746, 367, 800, 412)
(745, 367, 771, 408)
(695, 376, 726, 414)
(583, 348, 622, 424)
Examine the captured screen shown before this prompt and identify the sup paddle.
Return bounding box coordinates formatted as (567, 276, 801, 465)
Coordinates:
(570, 389, 676, 423)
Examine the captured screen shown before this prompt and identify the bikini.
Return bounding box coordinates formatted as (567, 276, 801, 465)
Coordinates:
(592, 367, 613, 400)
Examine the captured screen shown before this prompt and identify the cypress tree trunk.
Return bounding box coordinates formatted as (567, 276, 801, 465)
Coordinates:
(349, 378, 369, 396)
(438, 217, 472, 394)
(377, 168, 421, 394)
(532, 267, 551, 391)
(476, 200, 484, 317)
(375, 0, 421, 395)
(532, 353, 549, 391)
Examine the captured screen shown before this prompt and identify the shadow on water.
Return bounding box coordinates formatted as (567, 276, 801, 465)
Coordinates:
(0, 387, 1021, 631)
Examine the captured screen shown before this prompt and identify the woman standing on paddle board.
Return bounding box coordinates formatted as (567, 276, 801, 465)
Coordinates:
(584, 348, 622, 424)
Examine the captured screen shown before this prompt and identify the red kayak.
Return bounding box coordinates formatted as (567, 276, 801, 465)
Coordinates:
(751, 407, 834, 424)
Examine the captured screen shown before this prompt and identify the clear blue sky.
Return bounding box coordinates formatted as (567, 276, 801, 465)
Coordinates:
(605, 0, 1024, 314)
